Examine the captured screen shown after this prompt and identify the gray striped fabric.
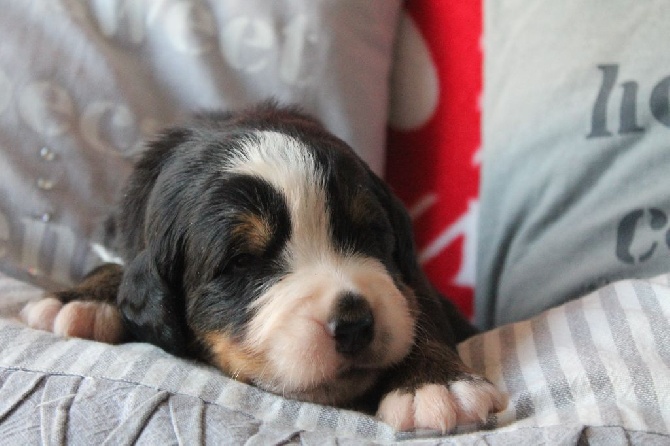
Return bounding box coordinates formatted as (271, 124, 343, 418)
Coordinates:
(1, 272, 669, 444)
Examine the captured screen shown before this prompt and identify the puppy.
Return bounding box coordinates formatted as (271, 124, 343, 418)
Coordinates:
(21, 103, 506, 433)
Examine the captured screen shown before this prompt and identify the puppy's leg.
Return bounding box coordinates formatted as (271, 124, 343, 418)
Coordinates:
(376, 299, 507, 433)
(20, 264, 126, 344)
(377, 338, 507, 433)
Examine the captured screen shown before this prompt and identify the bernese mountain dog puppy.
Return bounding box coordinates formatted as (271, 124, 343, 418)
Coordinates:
(21, 103, 506, 433)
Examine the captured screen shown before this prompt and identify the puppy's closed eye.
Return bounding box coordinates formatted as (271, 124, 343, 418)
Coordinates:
(226, 253, 258, 272)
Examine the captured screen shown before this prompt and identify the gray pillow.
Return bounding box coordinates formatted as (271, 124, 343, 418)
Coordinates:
(0, 0, 401, 290)
(476, 0, 670, 328)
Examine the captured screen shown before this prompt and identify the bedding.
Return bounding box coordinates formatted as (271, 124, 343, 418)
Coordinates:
(2, 271, 669, 444)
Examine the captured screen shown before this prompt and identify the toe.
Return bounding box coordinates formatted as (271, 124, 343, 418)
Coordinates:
(20, 297, 63, 331)
(377, 389, 415, 432)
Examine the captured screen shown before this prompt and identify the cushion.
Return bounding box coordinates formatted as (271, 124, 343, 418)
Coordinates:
(0, 0, 400, 290)
(477, 1, 670, 328)
(386, 3, 483, 318)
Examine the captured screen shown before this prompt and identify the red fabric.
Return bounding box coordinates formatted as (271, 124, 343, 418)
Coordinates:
(386, 2, 482, 318)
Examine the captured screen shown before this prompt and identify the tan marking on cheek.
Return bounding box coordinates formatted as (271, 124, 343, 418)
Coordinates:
(232, 213, 273, 253)
(202, 332, 266, 383)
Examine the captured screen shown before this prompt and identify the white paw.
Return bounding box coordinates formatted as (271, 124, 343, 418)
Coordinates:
(20, 297, 63, 331)
(20, 297, 124, 344)
(377, 378, 507, 433)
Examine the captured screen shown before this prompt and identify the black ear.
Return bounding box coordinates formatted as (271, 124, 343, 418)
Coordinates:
(117, 250, 189, 357)
(369, 173, 479, 343)
(368, 174, 424, 287)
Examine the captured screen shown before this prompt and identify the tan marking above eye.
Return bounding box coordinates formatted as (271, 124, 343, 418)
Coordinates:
(232, 212, 274, 253)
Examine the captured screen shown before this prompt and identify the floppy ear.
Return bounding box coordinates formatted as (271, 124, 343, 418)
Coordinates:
(117, 249, 189, 356)
(368, 174, 424, 286)
(369, 173, 479, 343)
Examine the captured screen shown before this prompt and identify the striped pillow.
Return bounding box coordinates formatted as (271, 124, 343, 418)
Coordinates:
(1, 272, 668, 442)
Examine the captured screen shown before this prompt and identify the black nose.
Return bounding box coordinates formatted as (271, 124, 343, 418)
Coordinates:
(327, 293, 374, 356)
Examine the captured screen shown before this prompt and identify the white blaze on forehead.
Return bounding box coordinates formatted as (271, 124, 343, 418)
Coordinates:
(222, 131, 416, 397)
(227, 130, 334, 264)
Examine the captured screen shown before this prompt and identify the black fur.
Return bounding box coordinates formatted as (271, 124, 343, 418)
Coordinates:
(47, 102, 485, 415)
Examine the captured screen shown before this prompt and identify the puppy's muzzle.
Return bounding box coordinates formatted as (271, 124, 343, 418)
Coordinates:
(327, 292, 375, 356)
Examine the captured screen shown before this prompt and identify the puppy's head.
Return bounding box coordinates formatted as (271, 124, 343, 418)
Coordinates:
(119, 105, 424, 405)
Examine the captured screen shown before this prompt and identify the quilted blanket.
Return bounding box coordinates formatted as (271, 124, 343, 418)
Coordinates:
(1, 271, 668, 444)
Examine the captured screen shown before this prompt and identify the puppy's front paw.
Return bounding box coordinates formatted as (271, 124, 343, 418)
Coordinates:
(21, 296, 124, 344)
(377, 376, 507, 433)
